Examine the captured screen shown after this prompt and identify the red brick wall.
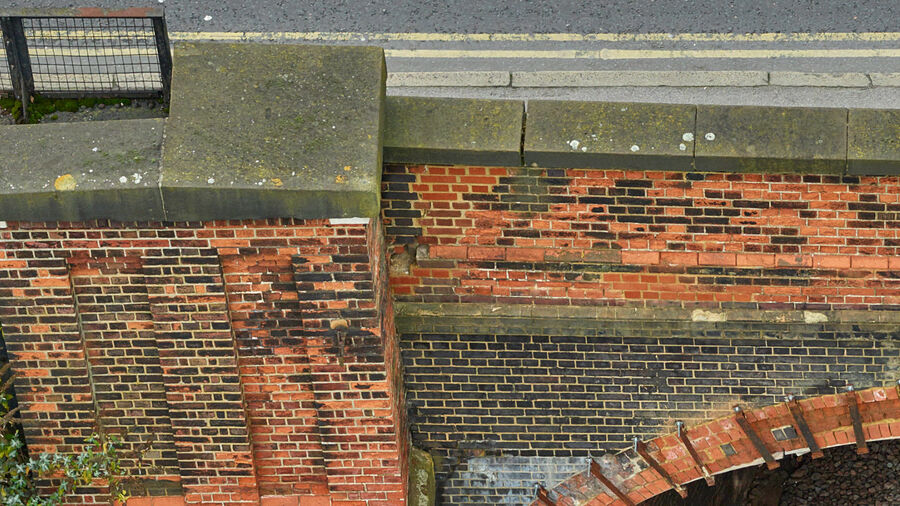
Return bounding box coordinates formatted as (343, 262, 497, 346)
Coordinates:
(0, 218, 407, 506)
(532, 385, 900, 505)
(383, 165, 900, 309)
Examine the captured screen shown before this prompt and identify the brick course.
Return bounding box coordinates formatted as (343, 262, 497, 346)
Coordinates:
(383, 165, 900, 309)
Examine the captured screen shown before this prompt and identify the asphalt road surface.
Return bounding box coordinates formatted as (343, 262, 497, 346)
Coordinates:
(5, 1, 899, 108)
(7, 0, 900, 33)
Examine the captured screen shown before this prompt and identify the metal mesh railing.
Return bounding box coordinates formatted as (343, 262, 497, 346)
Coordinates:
(23, 16, 164, 94)
(0, 43, 10, 92)
(0, 8, 171, 117)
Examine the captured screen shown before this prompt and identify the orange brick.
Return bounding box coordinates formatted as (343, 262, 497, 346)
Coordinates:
(468, 246, 505, 261)
(298, 498, 331, 506)
(698, 252, 736, 266)
(621, 251, 660, 264)
(660, 251, 698, 266)
(775, 254, 811, 267)
(429, 245, 466, 259)
(813, 255, 851, 269)
(736, 253, 775, 267)
(850, 255, 889, 269)
(261, 497, 300, 506)
(506, 247, 545, 262)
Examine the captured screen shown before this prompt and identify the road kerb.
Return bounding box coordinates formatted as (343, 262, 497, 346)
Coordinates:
(510, 70, 768, 87)
(769, 72, 871, 87)
(869, 73, 900, 87)
(387, 71, 511, 87)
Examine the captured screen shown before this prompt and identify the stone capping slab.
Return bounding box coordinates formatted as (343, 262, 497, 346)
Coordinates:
(523, 100, 696, 170)
(0, 118, 165, 222)
(162, 42, 386, 221)
(848, 108, 900, 174)
(694, 104, 848, 173)
(394, 303, 900, 325)
(383, 96, 524, 166)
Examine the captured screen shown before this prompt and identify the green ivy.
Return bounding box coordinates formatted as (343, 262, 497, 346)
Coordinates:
(0, 364, 131, 505)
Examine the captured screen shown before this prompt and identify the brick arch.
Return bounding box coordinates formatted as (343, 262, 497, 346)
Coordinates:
(530, 385, 900, 506)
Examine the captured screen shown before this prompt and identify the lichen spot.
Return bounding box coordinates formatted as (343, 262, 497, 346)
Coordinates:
(679, 143, 687, 151)
(682, 132, 694, 142)
(705, 132, 716, 141)
(630, 145, 640, 152)
(54, 174, 77, 191)
(335, 174, 347, 184)
(271, 178, 283, 187)
(567, 140, 580, 150)
(343, 165, 352, 171)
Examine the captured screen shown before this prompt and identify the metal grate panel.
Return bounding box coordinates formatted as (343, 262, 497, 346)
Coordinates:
(23, 16, 163, 94)
(0, 33, 11, 93)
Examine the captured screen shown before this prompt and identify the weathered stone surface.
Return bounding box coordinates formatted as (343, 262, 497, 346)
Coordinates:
(384, 96, 523, 166)
(523, 101, 696, 170)
(162, 42, 386, 220)
(847, 108, 900, 174)
(695, 105, 847, 173)
(408, 447, 436, 506)
(0, 119, 164, 221)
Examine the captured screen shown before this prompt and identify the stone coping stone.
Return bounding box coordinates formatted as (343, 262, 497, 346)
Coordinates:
(694, 105, 847, 173)
(0, 118, 165, 222)
(162, 42, 385, 220)
(523, 100, 696, 170)
(394, 302, 900, 325)
(848, 108, 900, 175)
(384, 96, 523, 166)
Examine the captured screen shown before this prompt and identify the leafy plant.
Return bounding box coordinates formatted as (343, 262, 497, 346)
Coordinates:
(0, 363, 131, 505)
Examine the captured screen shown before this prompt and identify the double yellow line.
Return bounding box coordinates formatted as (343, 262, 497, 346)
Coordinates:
(14, 31, 900, 60)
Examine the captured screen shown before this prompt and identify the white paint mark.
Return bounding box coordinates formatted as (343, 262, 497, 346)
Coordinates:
(329, 217, 370, 225)
(567, 140, 580, 150)
(630, 144, 640, 152)
(203, 15, 213, 21)
(691, 309, 727, 322)
(803, 311, 828, 324)
(581, 146, 587, 152)
(705, 132, 716, 141)
(679, 143, 687, 151)
(118, 176, 128, 184)
(682, 132, 694, 142)
(207, 177, 216, 184)
(91, 147, 99, 152)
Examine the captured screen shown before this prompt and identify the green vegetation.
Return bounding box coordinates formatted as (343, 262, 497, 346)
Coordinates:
(0, 96, 138, 123)
(0, 363, 131, 505)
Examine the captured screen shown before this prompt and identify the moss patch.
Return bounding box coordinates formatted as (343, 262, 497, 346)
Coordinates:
(0, 95, 145, 123)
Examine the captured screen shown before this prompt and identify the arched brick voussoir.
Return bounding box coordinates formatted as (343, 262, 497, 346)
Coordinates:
(531, 384, 900, 506)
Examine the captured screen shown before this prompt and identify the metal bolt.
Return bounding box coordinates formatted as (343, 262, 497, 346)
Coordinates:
(676, 420, 684, 437)
(633, 436, 640, 452)
(847, 385, 855, 392)
(733, 405, 742, 413)
(785, 394, 795, 402)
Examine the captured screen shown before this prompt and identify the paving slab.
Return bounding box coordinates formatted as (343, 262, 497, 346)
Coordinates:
(848, 108, 900, 175)
(694, 105, 847, 173)
(0, 119, 165, 222)
(384, 96, 523, 166)
(162, 42, 386, 220)
(523, 100, 696, 170)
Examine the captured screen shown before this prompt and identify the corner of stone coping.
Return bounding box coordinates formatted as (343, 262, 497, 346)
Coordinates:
(384, 95, 524, 166)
